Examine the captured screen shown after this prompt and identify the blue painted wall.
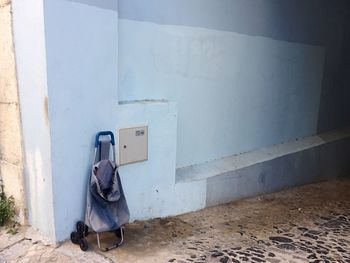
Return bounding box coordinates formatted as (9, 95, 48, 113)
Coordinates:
(43, 0, 202, 241)
(119, 19, 325, 168)
(118, 0, 350, 168)
(40, 0, 350, 241)
(44, 0, 119, 241)
(118, 0, 345, 46)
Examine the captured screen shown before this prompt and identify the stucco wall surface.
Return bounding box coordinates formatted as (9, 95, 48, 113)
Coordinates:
(13, 0, 350, 243)
(118, 19, 325, 168)
(0, 0, 25, 223)
(12, 0, 56, 240)
(43, 0, 208, 241)
(118, 0, 349, 168)
(44, 0, 119, 241)
(119, 0, 350, 133)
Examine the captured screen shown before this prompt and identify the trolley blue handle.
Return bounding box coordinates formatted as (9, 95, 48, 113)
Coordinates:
(95, 131, 115, 147)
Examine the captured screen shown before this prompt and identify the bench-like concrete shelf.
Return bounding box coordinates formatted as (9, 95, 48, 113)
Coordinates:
(176, 127, 350, 207)
(177, 127, 350, 183)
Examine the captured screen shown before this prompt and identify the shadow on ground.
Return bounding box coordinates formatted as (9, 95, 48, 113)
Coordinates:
(1, 178, 350, 262)
(100, 178, 350, 263)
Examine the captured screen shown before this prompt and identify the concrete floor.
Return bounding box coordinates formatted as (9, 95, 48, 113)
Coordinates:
(1, 178, 350, 262)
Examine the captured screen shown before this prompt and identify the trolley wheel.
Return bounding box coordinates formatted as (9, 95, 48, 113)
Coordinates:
(115, 228, 124, 238)
(84, 226, 90, 237)
(79, 238, 88, 251)
(76, 221, 88, 237)
(70, 231, 80, 245)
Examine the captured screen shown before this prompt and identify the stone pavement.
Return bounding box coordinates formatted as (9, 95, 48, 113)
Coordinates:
(1, 178, 350, 262)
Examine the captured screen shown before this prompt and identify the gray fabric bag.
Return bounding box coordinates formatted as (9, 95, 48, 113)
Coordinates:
(85, 139, 130, 233)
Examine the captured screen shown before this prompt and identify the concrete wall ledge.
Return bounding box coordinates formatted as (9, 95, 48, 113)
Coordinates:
(176, 126, 350, 183)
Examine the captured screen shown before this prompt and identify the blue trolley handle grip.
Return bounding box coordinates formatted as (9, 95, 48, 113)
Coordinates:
(95, 131, 115, 147)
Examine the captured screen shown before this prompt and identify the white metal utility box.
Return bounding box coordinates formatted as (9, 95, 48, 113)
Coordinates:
(117, 125, 148, 165)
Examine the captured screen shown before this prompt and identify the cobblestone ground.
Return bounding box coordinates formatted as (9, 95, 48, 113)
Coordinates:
(1, 178, 350, 263)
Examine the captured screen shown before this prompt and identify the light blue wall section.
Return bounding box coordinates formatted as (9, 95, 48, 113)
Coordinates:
(40, 0, 350, 242)
(116, 102, 207, 223)
(118, 0, 350, 132)
(116, 102, 177, 218)
(118, 0, 350, 167)
(119, 19, 325, 168)
(12, 0, 56, 240)
(67, 0, 118, 10)
(43, 0, 204, 241)
(44, 0, 119, 241)
(118, 0, 345, 46)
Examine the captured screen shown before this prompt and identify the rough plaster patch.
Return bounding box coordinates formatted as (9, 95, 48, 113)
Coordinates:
(0, 103, 22, 165)
(0, 0, 10, 8)
(0, 0, 25, 224)
(0, 3, 18, 103)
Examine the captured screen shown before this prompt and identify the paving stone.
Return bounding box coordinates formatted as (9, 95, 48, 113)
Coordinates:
(1, 179, 350, 262)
